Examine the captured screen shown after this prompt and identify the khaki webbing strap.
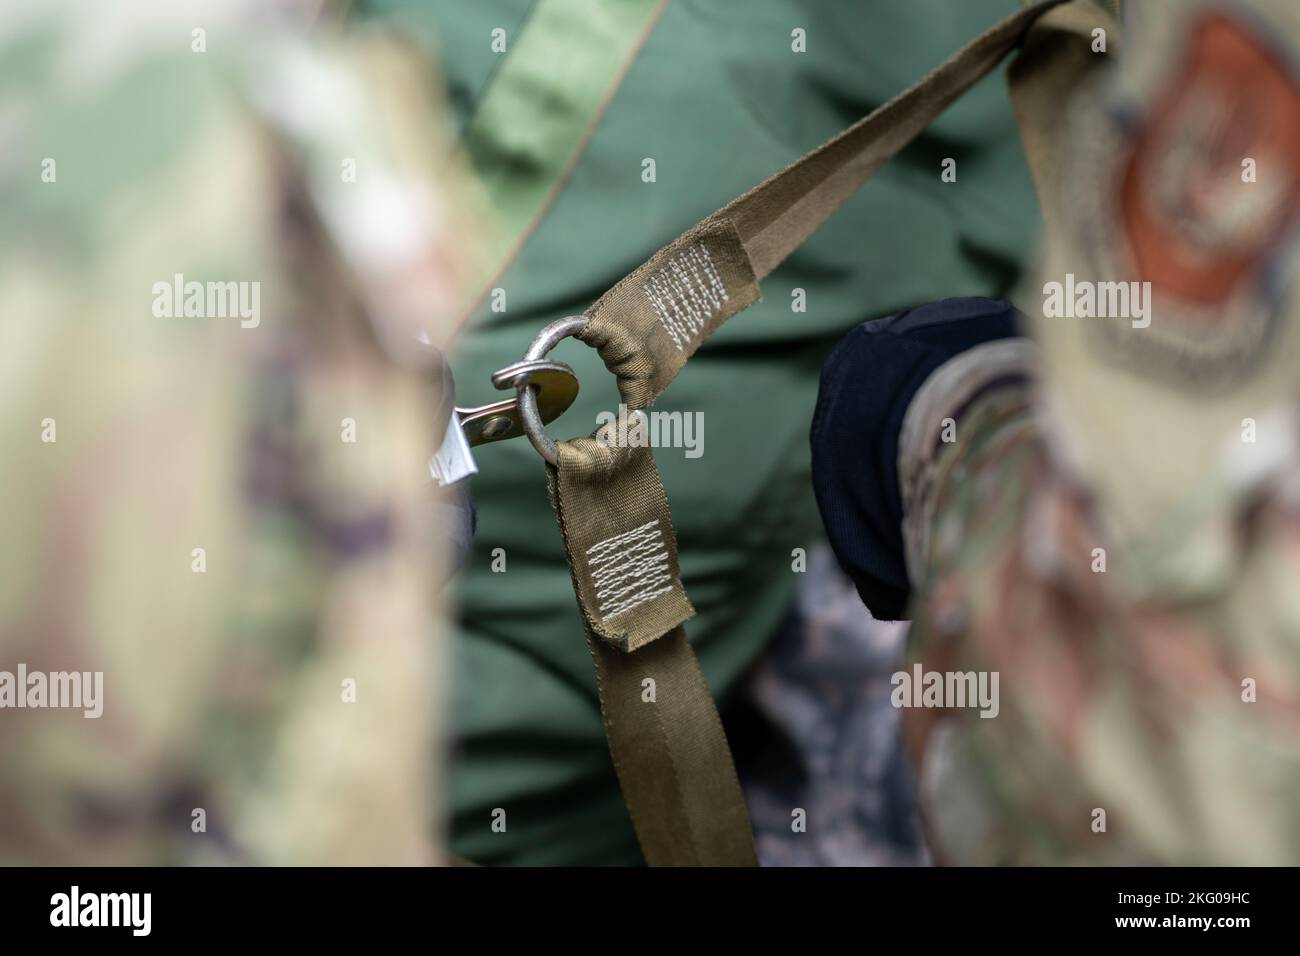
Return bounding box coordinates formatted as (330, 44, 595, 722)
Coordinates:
(720, 1, 1065, 283)
(1008, 2, 1120, 235)
(546, 0, 1076, 867)
(550, 440, 693, 653)
(585, 627, 755, 866)
(546, 442, 754, 865)
(578, 0, 1069, 409)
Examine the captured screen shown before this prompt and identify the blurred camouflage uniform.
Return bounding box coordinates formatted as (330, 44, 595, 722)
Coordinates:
(0, 0, 473, 864)
(898, 0, 1300, 864)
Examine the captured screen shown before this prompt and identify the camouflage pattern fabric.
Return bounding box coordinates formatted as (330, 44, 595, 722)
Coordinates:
(899, 0, 1300, 864)
(0, 0, 471, 864)
(739, 545, 926, 867)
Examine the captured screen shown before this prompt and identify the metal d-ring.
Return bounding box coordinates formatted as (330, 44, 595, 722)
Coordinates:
(499, 316, 589, 465)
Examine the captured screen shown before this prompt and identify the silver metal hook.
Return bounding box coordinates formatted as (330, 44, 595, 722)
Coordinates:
(498, 316, 590, 465)
(430, 356, 580, 486)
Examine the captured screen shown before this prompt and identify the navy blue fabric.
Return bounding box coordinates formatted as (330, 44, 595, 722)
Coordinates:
(809, 298, 1024, 621)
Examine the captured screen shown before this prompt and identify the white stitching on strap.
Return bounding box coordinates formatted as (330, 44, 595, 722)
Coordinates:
(642, 242, 729, 351)
(585, 519, 674, 619)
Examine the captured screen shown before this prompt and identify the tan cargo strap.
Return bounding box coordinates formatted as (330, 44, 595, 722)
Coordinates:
(1010, 2, 1121, 229)
(511, 0, 1098, 867)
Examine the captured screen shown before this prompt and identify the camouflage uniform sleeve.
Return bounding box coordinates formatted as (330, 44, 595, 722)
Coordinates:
(0, 4, 464, 865)
(900, 343, 1300, 866)
(897, 346, 1100, 865)
(894, 341, 1086, 864)
(900, 0, 1300, 866)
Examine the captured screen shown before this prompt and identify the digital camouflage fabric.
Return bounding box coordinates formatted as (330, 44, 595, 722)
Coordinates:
(900, 0, 1300, 864)
(0, 0, 470, 864)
